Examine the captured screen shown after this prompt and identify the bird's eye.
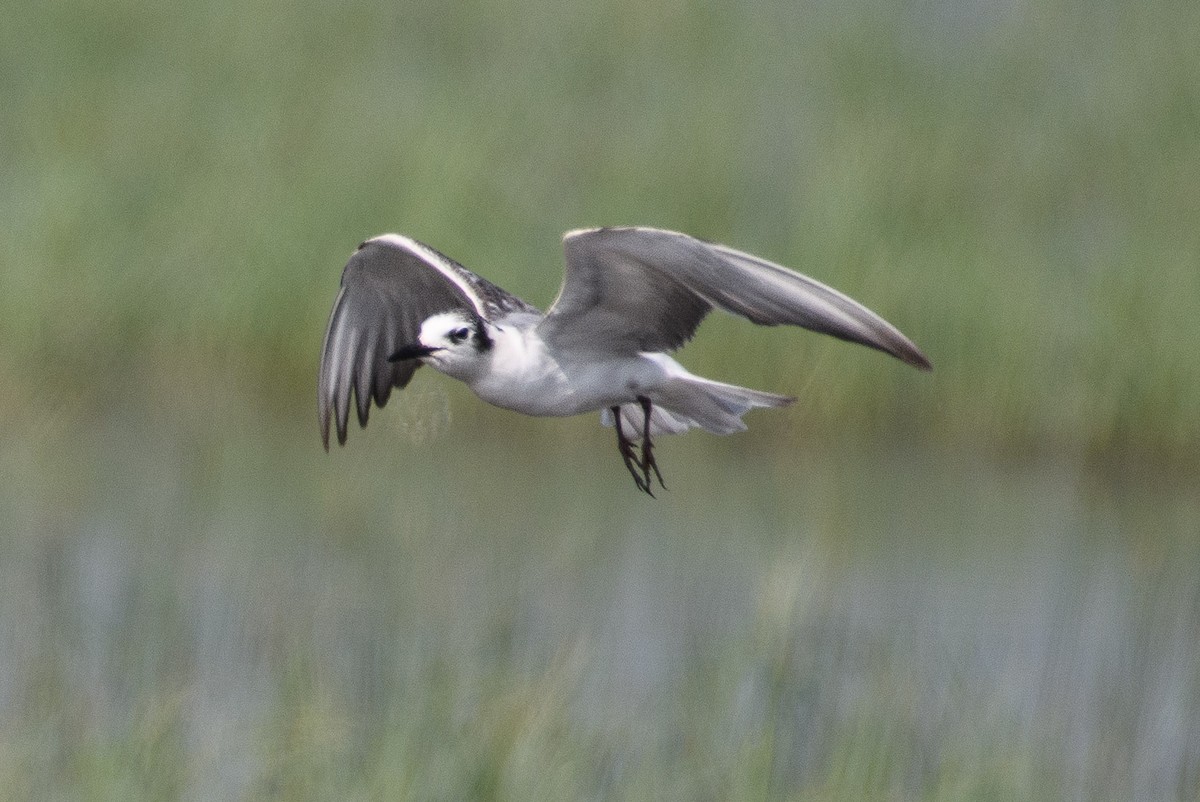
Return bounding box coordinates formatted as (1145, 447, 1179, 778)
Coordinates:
(449, 327, 470, 343)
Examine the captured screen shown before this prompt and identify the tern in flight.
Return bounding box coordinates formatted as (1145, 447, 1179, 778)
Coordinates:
(318, 227, 930, 495)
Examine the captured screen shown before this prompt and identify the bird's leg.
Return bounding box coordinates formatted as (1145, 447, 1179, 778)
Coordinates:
(636, 395, 667, 492)
(612, 405, 653, 496)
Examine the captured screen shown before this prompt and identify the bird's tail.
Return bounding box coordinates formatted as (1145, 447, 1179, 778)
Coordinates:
(602, 377, 794, 440)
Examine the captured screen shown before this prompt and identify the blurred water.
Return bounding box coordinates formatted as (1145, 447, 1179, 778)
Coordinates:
(1, 406, 1197, 799)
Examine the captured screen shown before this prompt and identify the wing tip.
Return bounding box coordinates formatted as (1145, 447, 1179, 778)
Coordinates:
(320, 378, 391, 450)
(318, 399, 339, 450)
(318, 387, 332, 450)
(898, 343, 933, 372)
(870, 333, 932, 372)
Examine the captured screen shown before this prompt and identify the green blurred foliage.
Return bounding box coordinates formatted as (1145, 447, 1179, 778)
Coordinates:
(6, 410, 1198, 800)
(2, 0, 1197, 463)
(4, 4, 1199, 797)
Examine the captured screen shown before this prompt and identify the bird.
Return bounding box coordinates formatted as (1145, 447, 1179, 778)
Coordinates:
(318, 227, 931, 495)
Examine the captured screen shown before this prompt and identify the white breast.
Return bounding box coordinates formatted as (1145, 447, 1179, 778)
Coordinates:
(466, 326, 665, 418)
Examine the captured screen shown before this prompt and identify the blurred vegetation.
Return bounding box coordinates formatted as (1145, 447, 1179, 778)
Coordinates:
(2, 0, 1197, 467)
(4, 2, 1200, 798)
(5, 412, 1198, 800)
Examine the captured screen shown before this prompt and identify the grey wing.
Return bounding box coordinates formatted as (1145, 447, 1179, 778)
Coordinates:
(317, 234, 535, 449)
(538, 227, 931, 369)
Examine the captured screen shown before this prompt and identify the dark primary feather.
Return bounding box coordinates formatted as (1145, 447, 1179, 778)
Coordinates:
(541, 227, 931, 369)
(317, 236, 536, 449)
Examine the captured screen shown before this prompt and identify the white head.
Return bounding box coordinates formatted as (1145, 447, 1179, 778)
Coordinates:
(389, 310, 494, 380)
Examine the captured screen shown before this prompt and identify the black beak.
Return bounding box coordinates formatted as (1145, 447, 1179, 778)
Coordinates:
(388, 343, 441, 362)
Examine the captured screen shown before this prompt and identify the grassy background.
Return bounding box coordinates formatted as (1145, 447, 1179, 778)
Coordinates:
(2, 0, 1199, 799)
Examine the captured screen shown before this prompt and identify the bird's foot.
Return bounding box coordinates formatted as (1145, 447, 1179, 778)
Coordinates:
(613, 406, 653, 496)
(637, 396, 667, 492)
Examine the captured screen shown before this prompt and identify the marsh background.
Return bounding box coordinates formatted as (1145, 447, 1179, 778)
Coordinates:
(3, 0, 1199, 799)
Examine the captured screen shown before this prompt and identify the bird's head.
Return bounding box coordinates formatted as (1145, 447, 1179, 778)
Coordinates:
(389, 311, 494, 379)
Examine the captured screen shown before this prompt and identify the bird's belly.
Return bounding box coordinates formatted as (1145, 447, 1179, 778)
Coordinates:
(471, 371, 595, 417)
(470, 355, 665, 418)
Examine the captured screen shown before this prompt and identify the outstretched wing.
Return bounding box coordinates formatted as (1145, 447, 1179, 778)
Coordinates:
(538, 227, 931, 369)
(317, 234, 537, 449)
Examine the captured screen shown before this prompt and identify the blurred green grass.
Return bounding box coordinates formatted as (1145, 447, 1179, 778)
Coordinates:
(4, 3, 1200, 798)
(4, 404, 1197, 800)
(2, 0, 1197, 465)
